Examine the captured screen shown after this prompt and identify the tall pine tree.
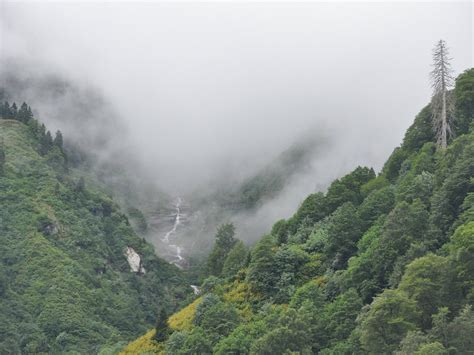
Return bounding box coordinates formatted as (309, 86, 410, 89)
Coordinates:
(17, 102, 33, 123)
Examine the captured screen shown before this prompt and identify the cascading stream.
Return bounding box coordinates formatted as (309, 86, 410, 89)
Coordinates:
(159, 198, 200, 294)
(161, 197, 184, 266)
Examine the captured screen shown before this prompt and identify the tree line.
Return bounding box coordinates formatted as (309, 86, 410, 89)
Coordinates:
(0, 100, 65, 174)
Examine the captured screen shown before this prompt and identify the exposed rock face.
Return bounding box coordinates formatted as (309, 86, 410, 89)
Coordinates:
(190, 285, 200, 295)
(124, 247, 145, 274)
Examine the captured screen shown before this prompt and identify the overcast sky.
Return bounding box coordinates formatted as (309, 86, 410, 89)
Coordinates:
(1, 1, 472, 194)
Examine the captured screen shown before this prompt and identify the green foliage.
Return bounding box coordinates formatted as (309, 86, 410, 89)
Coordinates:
(325, 166, 376, 212)
(320, 289, 363, 348)
(448, 222, 474, 303)
(271, 218, 289, 244)
(213, 319, 268, 354)
(273, 244, 311, 302)
(289, 280, 325, 310)
(246, 235, 278, 296)
(358, 185, 395, 229)
(374, 200, 429, 284)
(250, 308, 313, 354)
(444, 305, 474, 353)
(196, 301, 239, 340)
(397, 330, 430, 355)
(166, 327, 213, 355)
(0, 118, 190, 353)
(399, 254, 458, 329)
(154, 309, 170, 342)
(10, 69, 474, 354)
(383, 146, 409, 182)
(289, 192, 327, 233)
(415, 342, 447, 355)
(359, 290, 420, 354)
(0, 144, 4, 175)
(228, 139, 318, 211)
(207, 223, 238, 276)
(127, 207, 148, 233)
(147, 78, 474, 353)
(397, 171, 434, 206)
(430, 136, 474, 240)
(402, 105, 436, 153)
(325, 202, 362, 269)
(53, 130, 63, 149)
(222, 240, 248, 278)
(167, 293, 241, 351)
(453, 68, 474, 136)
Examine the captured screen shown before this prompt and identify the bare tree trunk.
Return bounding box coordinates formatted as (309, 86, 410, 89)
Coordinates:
(430, 40, 454, 149)
(441, 89, 447, 149)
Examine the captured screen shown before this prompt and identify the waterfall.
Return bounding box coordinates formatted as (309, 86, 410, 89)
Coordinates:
(161, 197, 185, 266)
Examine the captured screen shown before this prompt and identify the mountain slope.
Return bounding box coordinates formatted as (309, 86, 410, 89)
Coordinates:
(168, 135, 323, 262)
(0, 117, 191, 353)
(124, 68, 474, 354)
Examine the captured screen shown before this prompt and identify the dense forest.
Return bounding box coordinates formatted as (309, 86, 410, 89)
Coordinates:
(0, 101, 192, 353)
(0, 38, 472, 354)
(122, 67, 474, 354)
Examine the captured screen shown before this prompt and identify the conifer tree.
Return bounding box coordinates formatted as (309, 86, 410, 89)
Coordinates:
(53, 130, 64, 149)
(75, 176, 85, 193)
(10, 102, 18, 119)
(207, 223, 237, 276)
(154, 308, 171, 342)
(430, 40, 455, 149)
(17, 102, 33, 123)
(1, 102, 11, 119)
(0, 102, 7, 119)
(40, 131, 54, 155)
(0, 141, 5, 175)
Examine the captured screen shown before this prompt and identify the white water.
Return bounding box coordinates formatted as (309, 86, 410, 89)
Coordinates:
(161, 197, 184, 266)
(162, 197, 182, 243)
(160, 199, 200, 292)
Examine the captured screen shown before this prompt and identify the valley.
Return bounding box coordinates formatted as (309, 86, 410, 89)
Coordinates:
(0, 3, 472, 354)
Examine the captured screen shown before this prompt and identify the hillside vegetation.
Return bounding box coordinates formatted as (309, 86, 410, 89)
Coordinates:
(0, 107, 191, 353)
(124, 68, 474, 354)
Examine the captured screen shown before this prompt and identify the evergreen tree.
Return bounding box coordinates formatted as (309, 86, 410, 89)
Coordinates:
(40, 131, 54, 155)
(1, 102, 11, 119)
(325, 202, 362, 269)
(53, 130, 64, 149)
(38, 124, 46, 140)
(206, 223, 237, 276)
(75, 177, 85, 193)
(154, 308, 170, 342)
(10, 102, 18, 119)
(17, 102, 33, 123)
(27, 106, 33, 121)
(0, 102, 7, 119)
(222, 240, 248, 278)
(247, 235, 278, 295)
(0, 141, 5, 174)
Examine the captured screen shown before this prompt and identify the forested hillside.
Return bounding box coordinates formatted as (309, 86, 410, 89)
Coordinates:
(209, 135, 321, 212)
(123, 68, 474, 354)
(0, 105, 191, 354)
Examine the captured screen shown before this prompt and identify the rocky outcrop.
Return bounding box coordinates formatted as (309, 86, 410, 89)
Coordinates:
(124, 246, 145, 274)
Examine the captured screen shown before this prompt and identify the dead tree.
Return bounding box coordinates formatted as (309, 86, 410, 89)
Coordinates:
(430, 40, 454, 149)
